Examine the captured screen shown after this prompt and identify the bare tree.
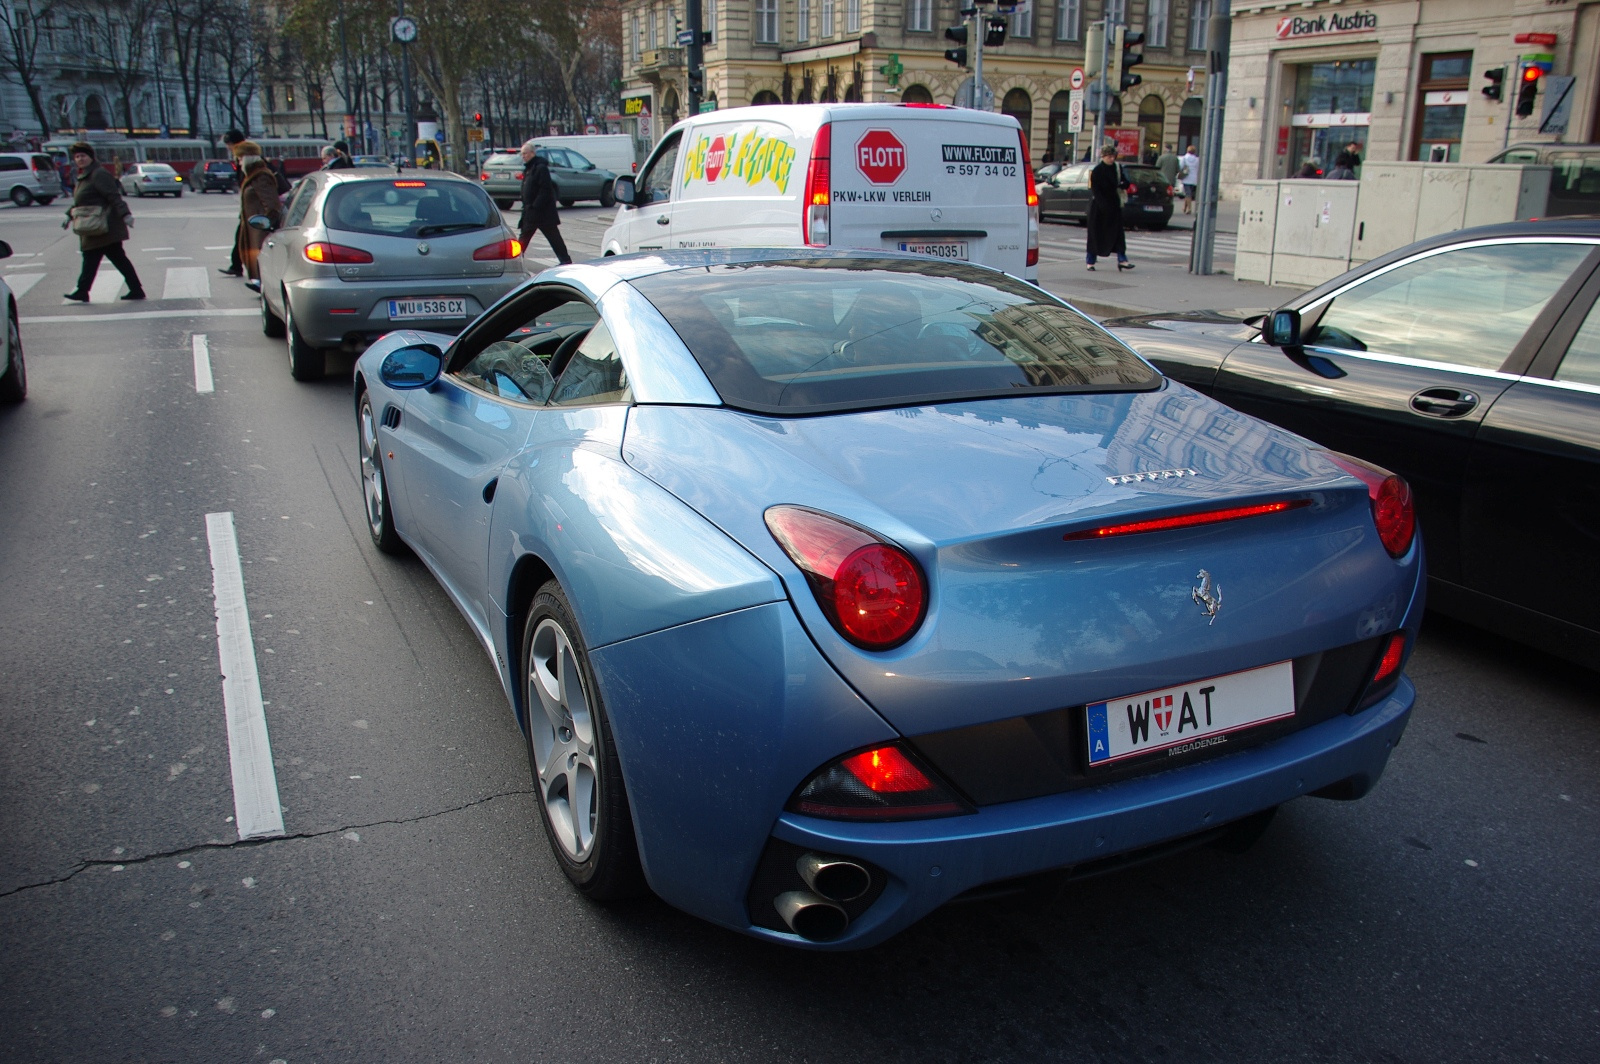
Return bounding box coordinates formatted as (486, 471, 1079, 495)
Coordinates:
(67, 0, 161, 133)
(0, 0, 63, 134)
(163, 0, 220, 135)
(531, 0, 621, 133)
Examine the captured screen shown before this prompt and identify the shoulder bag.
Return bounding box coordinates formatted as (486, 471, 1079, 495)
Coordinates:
(69, 204, 109, 237)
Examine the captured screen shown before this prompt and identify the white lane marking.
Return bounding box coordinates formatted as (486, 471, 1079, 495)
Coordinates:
(204, 245, 233, 250)
(157, 256, 195, 261)
(162, 266, 211, 299)
(88, 268, 125, 303)
(22, 307, 256, 324)
(192, 334, 214, 394)
(205, 512, 285, 841)
(5, 251, 36, 257)
(143, 246, 176, 251)
(6, 273, 45, 298)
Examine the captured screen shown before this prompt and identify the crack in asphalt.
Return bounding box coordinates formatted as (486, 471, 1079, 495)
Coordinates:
(0, 788, 533, 900)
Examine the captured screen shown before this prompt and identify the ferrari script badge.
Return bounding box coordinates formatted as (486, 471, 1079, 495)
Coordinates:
(416, 242, 431, 255)
(1192, 569, 1222, 625)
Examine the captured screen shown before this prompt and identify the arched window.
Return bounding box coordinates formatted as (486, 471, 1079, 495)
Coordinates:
(84, 93, 109, 130)
(900, 84, 934, 104)
(1178, 97, 1203, 151)
(751, 90, 781, 106)
(1138, 94, 1165, 163)
(1047, 90, 1073, 163)
(1002, 88, 1032, 147)
(661, 88, 680, 129)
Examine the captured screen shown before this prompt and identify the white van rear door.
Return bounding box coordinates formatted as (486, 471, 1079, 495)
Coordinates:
(828, 113, 1029, 277)
(671, 119, 804, 250)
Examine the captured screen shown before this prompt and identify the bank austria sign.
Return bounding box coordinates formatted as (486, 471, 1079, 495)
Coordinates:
(1276, 10, 1378, 39)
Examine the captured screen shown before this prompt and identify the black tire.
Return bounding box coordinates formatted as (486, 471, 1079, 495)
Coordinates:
(283, 294, 325, 381)
(559, 198, 575, 209)
(9, 186, 31, 207)
(494, 197, 515, 210)
(35, 195, 54, 206)
(357, 390, 404, 554)
(598, 181, 615, 208)
(174, 189, 183, 197)
(0, 314, 25, 404)
(521, 581, 645, 901)
(260, 290, 285, 338)
(133, 184, 144, 197)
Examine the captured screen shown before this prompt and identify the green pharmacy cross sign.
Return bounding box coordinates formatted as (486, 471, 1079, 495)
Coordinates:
(879, 54, 904, 89)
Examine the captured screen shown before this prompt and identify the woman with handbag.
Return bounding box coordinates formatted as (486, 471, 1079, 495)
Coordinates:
(62, 142, 144, 302)
(235, 155, 283, 291)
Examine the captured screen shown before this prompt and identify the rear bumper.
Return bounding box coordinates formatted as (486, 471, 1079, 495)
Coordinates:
(286, 273, 526, 347)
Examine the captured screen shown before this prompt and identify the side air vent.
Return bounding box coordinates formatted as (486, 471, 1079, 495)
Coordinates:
(382, 404, 402, 430)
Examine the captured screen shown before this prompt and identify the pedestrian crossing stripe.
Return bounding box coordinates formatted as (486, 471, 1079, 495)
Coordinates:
(5, 273, 44, 299)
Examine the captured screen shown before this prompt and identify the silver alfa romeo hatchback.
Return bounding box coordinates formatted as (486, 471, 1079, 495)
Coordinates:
(255, 171, 531, 380)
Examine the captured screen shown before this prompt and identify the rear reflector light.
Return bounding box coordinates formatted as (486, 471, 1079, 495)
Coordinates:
(328, 308, 359, 315)
(1019, 129, 1039, 267)
(1327, 453, 1416, 558)
(303, 242, 374, 264)
(1372, 633, 1406, 686)
(1063, 499, 1309, 541)
(472, 237, 523, 260)
(803, 122, 832, 246)
(791, 743, 970, 820)
(765, 504, 926, 650)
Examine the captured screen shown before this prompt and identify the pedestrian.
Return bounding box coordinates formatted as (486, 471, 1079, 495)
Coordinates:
(1333, 141, 1363, 174)
(268, 157, 292, 195)
(61, 141, 144, 303)
(1085, 145, 1132, 273)
(1156, 143, 1180, 189)
(219, 129, 261, 277)
(518, 140, 572, 265)
(319, 144, 353, 171)
(1178, 145, 1199, 214)
(236, 155, 283, 292)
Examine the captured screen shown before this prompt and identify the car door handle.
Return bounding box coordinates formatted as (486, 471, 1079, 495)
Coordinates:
(1409, 388, 1479, 418)
(656, 215, 670, 225)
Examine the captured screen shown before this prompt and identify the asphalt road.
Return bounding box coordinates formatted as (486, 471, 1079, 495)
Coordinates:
(1, 195, 1596, 1063)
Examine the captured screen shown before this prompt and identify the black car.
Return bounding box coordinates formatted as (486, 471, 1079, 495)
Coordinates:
(1108, 218, 1600, 666)
(197, 159, 238, 193)
(1037, 162, 1174, 229)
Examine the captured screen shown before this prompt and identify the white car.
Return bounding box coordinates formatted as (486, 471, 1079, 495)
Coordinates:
(0, 152, 63, 207)
(0, 240, 25, 403)
(603, 102, 1039, 282)
(119, 162, 184, 197)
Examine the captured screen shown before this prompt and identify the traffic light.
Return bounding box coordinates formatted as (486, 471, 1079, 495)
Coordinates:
(984, 15, 1007, 48)
(943, 24, 968, 67)
(1084, 23, 1104, 77)
(473, 112, 483, 128)
(1481, 67, 1504, 102)
(1119, 29, 1145, 92)
(1516, 63, 1541, 117)
(688, 67, 705, 96)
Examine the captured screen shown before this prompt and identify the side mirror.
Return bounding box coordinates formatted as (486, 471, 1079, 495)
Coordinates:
(379, 343, 444, 389)
(0, 240, 11, 260)
(247, 214, 276, 233)
(1262, 308, 1302, 348)
(613, 176, 636, 206)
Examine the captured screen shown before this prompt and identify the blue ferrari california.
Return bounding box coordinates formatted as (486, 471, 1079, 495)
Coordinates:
(352, 249, 1423, 948)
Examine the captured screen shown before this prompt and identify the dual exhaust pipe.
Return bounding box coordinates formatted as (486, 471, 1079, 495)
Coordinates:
(775, 852, 872, 942)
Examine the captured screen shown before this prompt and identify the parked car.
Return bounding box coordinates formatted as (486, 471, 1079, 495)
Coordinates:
(352, 247, 1422, 948)
(255, 170, 530, 381)
(197, 159, 238, 193)
(1487, 142, 1600, 217)
(0, 152, 63, 206)
(0, 240, 25, 403)
(119, 162, 183, 197)
(1037, 162, 1174, 229)
(480, 148, 618, 209)
(604, 103, 1039, 281)
(1107, 217, 1600, 667)
(480, 152, 524, 209)
(529, 133, 637, 176)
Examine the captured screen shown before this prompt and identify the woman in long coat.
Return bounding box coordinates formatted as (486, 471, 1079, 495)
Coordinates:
(1085, 145, 1133, 272)
(62, 141, 144, 302)
(236, 155, 283, 288)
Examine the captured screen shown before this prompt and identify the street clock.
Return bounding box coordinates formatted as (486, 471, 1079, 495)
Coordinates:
(390, 16, 418, 43)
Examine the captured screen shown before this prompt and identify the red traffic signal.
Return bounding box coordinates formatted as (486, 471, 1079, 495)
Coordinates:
(1516, 65, 1542, 117)
(1521, 65, 1542, 83)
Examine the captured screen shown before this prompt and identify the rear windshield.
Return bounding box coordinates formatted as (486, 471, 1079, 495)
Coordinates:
(206, 161, 234, 172)
(324, 179, 497, 238)
(632, 258, 1161, 414)
(144, 164, 176, 174)
(1124, 167, 1166, 185)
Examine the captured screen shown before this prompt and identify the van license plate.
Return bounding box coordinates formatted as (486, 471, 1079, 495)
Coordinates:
(897, 241, 968, 260)
(1144, 205, 1165, 211)
(1085, 660, 1295, 767)
(388, 297, 467, 321)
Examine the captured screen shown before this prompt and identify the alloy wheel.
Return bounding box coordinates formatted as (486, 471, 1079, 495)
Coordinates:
(527, 617, 598, 862)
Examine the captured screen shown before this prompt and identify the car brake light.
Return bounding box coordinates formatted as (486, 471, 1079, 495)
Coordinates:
(1017, 129, 1039, 267)
(303, 241, 374, 264)
(480, 171, 490, 181)
(1063, 499, 1309, 541)
(1127, 182, 1139, 195)
(790, 743, 970, 820)
(1327, 453, 1416, 558)
(472, 237, 523, 260)
(899, 102, 949, 109)
(803, 122, 831, 246)
(1167, 185, 1175, 196)
(765, 504, 925, 650)
(393, 180, 427, 188)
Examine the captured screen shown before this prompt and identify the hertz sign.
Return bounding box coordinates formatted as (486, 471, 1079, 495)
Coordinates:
(1276, 10, 1377, 38)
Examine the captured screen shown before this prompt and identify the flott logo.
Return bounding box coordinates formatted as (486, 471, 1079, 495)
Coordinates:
(856, 129, 907, 185)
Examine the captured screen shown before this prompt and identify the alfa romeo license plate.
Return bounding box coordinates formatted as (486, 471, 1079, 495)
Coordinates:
(1085, 660, 1295, 767)
(388, 297, 466, 321)
(897, 241, 968, 260)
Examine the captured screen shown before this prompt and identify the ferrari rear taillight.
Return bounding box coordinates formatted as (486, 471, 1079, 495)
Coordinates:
(303, 241, 374, 264)
(803, 123, 832, 246)
(472, 237, 523, 260)
(765, 504, 926, 650)
(791, 743, 970, 820)
(1018, 129, 1039, 267)
(1328, 453, 1416, 558)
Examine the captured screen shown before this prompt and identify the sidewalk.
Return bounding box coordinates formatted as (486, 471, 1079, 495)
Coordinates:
(1037, 199, 1308, 321)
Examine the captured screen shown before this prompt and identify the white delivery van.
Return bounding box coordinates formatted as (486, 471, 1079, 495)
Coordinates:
(530, 134, 638, 175)
(601, 103, 1038, 281)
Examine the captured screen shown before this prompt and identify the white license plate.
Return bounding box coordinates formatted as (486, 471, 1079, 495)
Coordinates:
(1085, 660, 1295, 767)
(388, 297, 467, 321)
(1143, 204, 1165, 211)
(897, 241, 968, 260)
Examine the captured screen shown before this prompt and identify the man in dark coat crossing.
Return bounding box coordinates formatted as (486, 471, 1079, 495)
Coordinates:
(518, 140, 572, 265)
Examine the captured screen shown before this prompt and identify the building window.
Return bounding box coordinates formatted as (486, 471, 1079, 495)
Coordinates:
(632, 16, 641, 58)
(1105, 0, 1125, 24)
(1413, 52, 1472, 163)
(1188, 0, 1209, 51)
(1055, 0, 1079, 41)
(798, 0, 810, 42)
(1146, 0, 1168, 47)
(1012, 2, 1032, 38)
(908, 0, 932, 33)
(846, 0, 859, 33)
(821, 0, 835, 36)
(756, 0, 778, 42)
(706, 0, 716, 43)
(649, 9, 658, 49)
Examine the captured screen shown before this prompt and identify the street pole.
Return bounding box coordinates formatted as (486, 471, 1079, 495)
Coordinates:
(1092, 16, 1111, 155)
(1500, 62, 1513, 151)
(972, 7, 985, 110)
(686, 0, 704, 115)
(1189, 0, 1229, 275)
(399, 1, 415, 166)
